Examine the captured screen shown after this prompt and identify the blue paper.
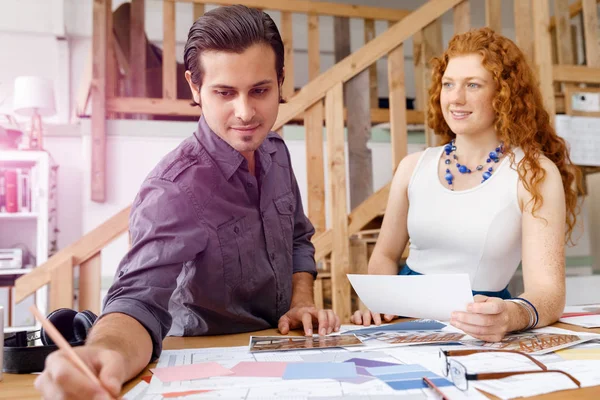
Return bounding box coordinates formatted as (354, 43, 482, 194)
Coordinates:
(282, 362, 358, 380)
(387, 377, 453, 390)
(344, 319, 446, 335)
(367, 364, 428, 376)
(366, 364, 454, 392)
(344, 358, 400, 368)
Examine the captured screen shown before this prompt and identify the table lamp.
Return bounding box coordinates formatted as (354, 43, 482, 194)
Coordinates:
(12, 76, 56, 150)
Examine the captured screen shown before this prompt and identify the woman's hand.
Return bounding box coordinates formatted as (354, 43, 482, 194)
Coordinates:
(350, 310, 396, 326)
(450, 295, 513, 342)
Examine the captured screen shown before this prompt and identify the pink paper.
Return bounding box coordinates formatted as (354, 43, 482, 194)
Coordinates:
(151, 362, 233, 383)
(231, 361, 288, 377)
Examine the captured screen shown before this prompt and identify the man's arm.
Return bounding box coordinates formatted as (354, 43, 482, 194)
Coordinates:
(35, 177, 207, 399)
(278, 158, 340, 335)
(86, 313, 153, 381)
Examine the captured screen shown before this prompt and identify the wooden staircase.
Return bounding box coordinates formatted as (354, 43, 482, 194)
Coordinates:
(14, 0, 600, 323)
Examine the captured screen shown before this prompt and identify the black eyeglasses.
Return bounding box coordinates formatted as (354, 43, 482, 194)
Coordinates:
(439, 349, 581, 391)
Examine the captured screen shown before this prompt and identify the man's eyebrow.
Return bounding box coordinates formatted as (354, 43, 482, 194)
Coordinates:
(209, 79, 275, 89)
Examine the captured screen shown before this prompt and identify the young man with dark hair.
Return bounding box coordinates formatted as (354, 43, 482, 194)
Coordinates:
(35, 6, 339, 399)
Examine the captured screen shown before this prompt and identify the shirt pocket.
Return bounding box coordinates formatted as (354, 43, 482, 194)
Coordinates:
(273, 192, 295, 256)
(217, 216, 255, 290)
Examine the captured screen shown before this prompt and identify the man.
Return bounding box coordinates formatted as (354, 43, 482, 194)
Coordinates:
(35, 5, 339, 399)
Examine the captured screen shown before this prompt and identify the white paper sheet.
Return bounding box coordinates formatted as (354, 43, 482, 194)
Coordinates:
(347, 274, 474, 321)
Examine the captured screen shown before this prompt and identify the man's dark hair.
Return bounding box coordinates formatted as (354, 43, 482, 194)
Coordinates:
(183, 5, 285, 105)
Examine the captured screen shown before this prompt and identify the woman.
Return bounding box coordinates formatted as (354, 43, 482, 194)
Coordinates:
(351, 28, 581, 342)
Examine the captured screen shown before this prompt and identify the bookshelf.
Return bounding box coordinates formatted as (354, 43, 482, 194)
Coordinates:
(0, 150, 51, 330)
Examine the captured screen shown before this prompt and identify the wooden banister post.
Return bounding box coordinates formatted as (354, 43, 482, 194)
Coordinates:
(387, 44, 408, 171)
(325, 82, 351, 323)
(485, 0, 502, 33)
(91, 0, 109, 202)
(532, 0, 556, 118)
(453, 0, 470, 35)
(50, 256, 74, 312)
(79, 252, 102, 315)
(163, 0, 176, 100)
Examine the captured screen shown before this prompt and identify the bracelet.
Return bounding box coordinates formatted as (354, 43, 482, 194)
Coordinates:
(505, 299, 535, 331)
(512, 297, 539, 328)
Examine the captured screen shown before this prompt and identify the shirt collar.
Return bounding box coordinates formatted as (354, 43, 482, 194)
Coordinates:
(194, 116, 278, 180)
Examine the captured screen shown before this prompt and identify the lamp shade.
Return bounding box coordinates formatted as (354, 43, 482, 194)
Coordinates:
(13, 76, 56, 117)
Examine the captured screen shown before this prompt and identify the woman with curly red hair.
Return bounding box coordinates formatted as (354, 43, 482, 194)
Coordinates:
(351, 28, 581, 341)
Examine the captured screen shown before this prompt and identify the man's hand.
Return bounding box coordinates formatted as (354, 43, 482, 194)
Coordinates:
(34, 345, 126, 400)
(278, 304, 340, 336)
(450, 295, 512, 342)
(350, 310, 395, 326)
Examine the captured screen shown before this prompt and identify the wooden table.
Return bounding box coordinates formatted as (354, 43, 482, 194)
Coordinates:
(2, 323, 599, 400)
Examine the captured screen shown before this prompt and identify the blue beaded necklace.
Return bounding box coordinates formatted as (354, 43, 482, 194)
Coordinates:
(443, 139, 504, 190)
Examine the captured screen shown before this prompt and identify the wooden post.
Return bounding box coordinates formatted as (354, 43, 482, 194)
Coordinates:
(554, 0, 576, 94)
(281, 11, 294, 99)
(106, 0, 116, 102)
(582, 0, 600, 67)
(453, 0, 470, 35)
(313, 277, 324, 309)
(554, 0, 575, 66)
(91, 0, 108, 202)
(346, 70, 373, 209)
(130, 0, 146, 99)
(326, 82, 351, 323)
(485, 0, 502, 33)
(388, 44, 408, 171)
(532, 0, 556, 118)
(335, 16, 373, 210)
(349, 238, 369, 312)
(422, 20, 443, 147)
(79, 253, 102, 315)
(163, 0, 176, 100)
(50, 257, 74, 312)
(193, 3, 204, 20)
(305, 13, 326, 235)
(413, 30, 425, 112)
(514, 0, 534, 66)
(364, 18, 378, 108)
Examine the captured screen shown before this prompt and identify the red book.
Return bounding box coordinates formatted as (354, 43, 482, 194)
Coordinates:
(4, 169, 18, 213)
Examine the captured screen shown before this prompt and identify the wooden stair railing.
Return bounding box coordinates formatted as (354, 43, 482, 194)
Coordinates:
(14, 206, 131, 315)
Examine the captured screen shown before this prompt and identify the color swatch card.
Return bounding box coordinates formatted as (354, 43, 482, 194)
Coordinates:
(366, 364, 453, 391)
(282, 362, 358, 380)
(343, 319, 447, 335)
(230, 361, 288, 377)
(150, 362, 233, 383)
(249, 334, 363, 352)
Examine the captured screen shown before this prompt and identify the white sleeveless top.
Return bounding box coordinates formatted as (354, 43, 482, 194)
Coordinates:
(405, 146, 525, 291)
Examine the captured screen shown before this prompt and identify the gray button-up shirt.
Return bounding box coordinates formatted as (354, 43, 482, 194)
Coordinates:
(102, 117, 316, 359)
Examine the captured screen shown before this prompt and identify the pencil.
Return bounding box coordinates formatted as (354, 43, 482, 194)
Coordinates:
(423, 376, 450, 400)
(29, 305, 117, 400)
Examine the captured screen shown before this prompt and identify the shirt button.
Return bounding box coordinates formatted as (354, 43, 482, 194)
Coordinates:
(118, 270, 124, 277)
(270, 253, 275, 261)
(247, 182, 253, 188)
(234, 226, 240, 234)
(288, 205, 293, 212)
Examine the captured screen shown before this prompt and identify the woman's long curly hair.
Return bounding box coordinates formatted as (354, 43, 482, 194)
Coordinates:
(427, 28, 581, 244)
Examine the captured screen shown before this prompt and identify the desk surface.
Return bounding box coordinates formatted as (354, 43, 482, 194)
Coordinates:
(2, 323, 599, 400)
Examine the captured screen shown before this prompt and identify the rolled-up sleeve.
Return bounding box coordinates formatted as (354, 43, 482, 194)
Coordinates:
(290, 169, 317, 278)
(101, 177, 207, 359)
